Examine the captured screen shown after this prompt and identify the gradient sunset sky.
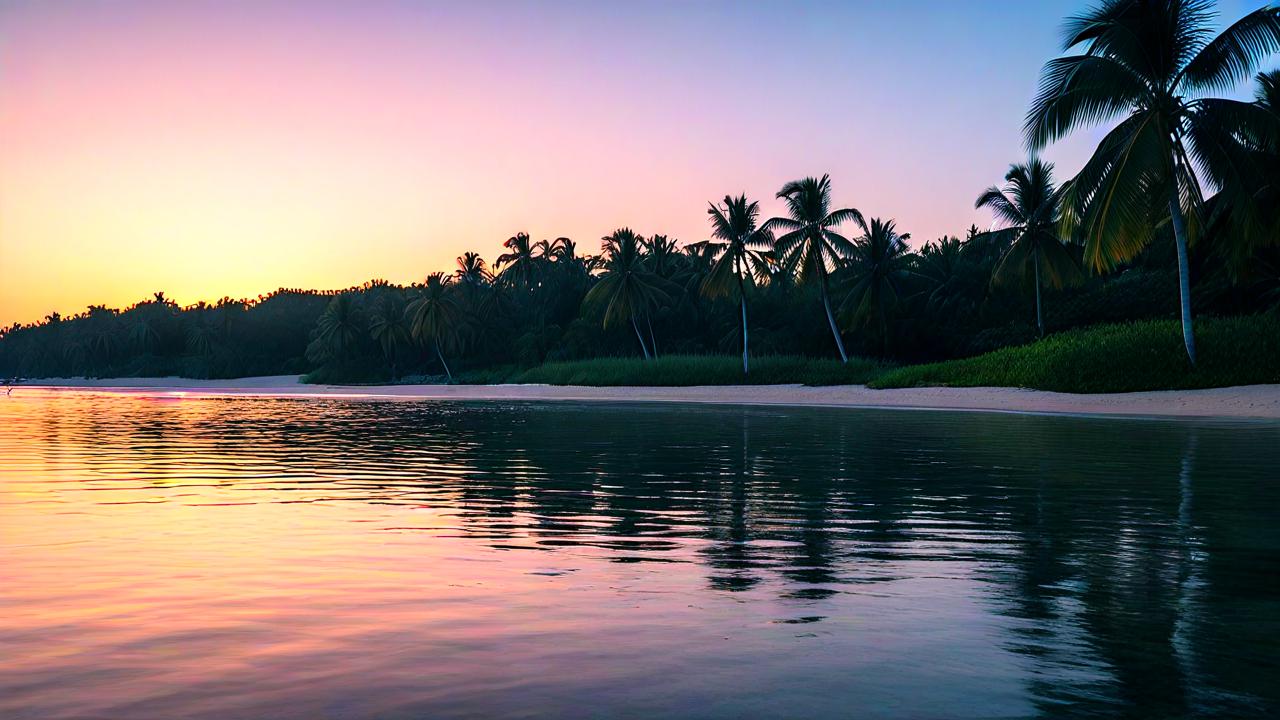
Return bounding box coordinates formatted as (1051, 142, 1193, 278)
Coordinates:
(0, 0, 1267, 326)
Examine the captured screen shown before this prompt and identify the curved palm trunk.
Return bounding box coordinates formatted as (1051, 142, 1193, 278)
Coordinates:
(1168, 193, 1197, 366)
(631, 317, 652, 360)
(646, 316, 659, 359)
(737, 260, 749, 376)
(1033, 252, 1044, 339)
(819, 274, 849, 364)
(434, 340, 452, 382)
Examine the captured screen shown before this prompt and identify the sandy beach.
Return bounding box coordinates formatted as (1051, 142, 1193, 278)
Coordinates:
(10, 375, 1280, 420)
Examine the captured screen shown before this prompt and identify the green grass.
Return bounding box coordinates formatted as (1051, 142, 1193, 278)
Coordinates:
(868, 314, 1280, 393)
(456, 354, 889, 386)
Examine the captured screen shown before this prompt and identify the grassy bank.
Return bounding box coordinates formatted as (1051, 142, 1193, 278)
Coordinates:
(869, 315, 1280, 393)
(457, 354, 888, 386)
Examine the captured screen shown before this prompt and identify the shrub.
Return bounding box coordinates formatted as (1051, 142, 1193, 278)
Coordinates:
(869, 315, 1280, 393)
(462, 354, 889, 387)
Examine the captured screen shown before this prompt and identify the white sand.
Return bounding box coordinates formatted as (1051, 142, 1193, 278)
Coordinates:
(11, 375, 1280, 419)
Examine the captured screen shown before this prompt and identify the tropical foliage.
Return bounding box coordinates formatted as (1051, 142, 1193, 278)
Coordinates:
(974, 159, 1081, 337)
(1025, 0, 1280, 363)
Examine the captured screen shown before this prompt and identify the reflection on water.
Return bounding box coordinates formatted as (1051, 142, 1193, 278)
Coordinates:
(1, 391, 1278, 719)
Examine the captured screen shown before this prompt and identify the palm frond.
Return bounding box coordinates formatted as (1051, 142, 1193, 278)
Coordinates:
(1181, 6, 1280, 93)
(1025, 54, 1150, 150)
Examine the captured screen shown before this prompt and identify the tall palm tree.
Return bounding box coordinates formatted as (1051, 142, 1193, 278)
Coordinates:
(639, 234, 682, 354)
(495, 232, 544, 289)
(763, 174, 864, 362)
(309, 293, 364, 364)
(406, 273, 461, 380)
(839, 217, 913, 354)
(702, 194, 771, 375)
(369, 294, 411, 380)
(582, 228, 672, 359)
(975, 159, 1081, 337)
(1026, 0, 1280, 364)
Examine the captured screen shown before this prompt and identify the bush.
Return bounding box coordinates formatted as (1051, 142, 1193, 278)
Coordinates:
(461, 354, 889, 387)
(869, 314, 1280, 393)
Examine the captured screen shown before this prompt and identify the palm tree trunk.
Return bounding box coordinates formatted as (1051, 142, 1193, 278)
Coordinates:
(434, 341, 452, 382)
(819, 276, 849, 363)
(1033, 252, 1044, 338)
(1168, 193, 1197, 366)
(631, 317, 651, 360)
(646, 316, 659, 358)
(737, 267, 749, 376)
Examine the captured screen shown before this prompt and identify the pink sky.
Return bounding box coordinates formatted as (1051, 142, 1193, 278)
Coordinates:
(7, 0, 1260, 326)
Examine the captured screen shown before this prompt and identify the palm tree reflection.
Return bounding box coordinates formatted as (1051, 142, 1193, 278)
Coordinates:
(54, 399, 1280, 716)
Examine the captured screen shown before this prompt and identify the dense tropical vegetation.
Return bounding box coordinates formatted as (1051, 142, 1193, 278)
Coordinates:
(2, 0, 1278, 390)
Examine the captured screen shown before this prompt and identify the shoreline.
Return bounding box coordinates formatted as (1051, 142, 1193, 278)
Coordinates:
(10, 375, 1280, 420)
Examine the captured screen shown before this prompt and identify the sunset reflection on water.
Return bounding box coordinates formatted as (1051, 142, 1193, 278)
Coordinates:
(2, 391, 1277, 718)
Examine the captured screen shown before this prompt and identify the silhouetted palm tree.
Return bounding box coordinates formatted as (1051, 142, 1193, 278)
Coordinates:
(406, 273, 461, 380)
(975, 159, 1081, 337)
(185, 320, 216, 359)
(644, 234, 681, 278)
(369, 294, 411, 379)
(764, 175, 864, 362)
(916, 236, 990, 320)
(455, 252, 493, 285)
(308, 294, 363, 364)
(1026, 0, 1280, 363)
(543, 237, 579, 264)
(1209, 70, 1280, 262)
(839, 217, 912, 354)
(702, 194, 771, 374)
(582, 228, 672, 359)
(495, 232, 544, 289)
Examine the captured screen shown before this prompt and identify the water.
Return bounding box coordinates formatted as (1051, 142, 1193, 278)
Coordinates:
(1, 390, 1278, 719)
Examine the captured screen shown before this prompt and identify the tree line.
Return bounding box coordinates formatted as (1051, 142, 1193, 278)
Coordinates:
(3, 0, 1278, 382)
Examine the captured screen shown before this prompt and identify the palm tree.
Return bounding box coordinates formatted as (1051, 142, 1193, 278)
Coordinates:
(702, 194, 771, 375)
(639, 234, 682, 355)
(1209, 69, 1280, 261)
(308, 293, 364, 365)
(369, 294, 411, 380)
(1026, 0, 1280, 364)
(495, 232, 544, 289)
(975, 159, 1081, 337)
(839, 217, 913, 354)
(763, 174, 864, 362)
(406, 273, 461, 380)
(916, 236, 991, 320)
(543, 237, 579, 264)
(582, 228, 672, 359)
(316, 294, 363, 355)
(185, 320, 217, 359)
(643, 234, 681, 278)
(455, 252, 493, 285)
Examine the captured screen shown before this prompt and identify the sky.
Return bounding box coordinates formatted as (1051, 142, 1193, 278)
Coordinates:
(0, 0, 1269, 326)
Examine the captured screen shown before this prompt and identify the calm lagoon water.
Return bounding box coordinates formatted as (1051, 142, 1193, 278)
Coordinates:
(2, 390, 1278, 719)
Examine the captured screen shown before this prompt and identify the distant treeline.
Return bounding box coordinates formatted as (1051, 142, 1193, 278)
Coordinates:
(1, 218, 1273, 383)
(2, 1, 1278, 383)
